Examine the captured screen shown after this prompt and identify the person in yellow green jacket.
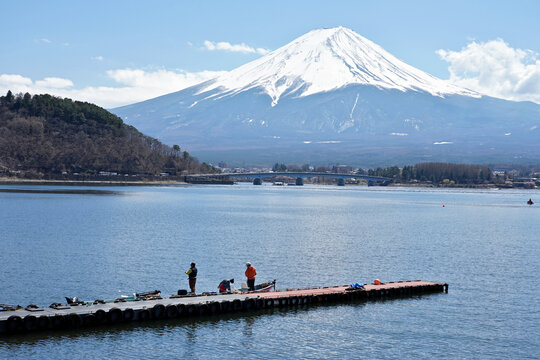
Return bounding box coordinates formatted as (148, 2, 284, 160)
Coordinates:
(185, 262, 197, 293)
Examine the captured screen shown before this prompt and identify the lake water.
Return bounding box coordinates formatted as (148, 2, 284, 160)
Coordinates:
(0, 183, 538, 359)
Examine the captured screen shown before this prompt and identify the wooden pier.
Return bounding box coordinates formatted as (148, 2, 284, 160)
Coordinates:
(0, 280, 448, 336)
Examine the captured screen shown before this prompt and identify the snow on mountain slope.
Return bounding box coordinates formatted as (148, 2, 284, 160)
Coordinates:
(198, 26, 479, 106)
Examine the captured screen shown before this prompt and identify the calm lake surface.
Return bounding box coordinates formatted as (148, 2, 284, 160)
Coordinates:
(0, 183, 538, 359)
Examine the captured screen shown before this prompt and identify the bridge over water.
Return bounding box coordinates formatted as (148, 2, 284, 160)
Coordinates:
(186, 172, 392, 186)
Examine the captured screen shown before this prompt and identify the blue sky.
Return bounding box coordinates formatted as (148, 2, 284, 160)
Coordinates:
(1, 0, 539, 107)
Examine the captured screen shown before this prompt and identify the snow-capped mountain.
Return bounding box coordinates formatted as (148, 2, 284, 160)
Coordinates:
(113, 27, 539, 166)
(198, 27, 478, 106)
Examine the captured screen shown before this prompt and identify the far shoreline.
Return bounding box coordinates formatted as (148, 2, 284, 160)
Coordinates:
(0, 178, 188, 187)
(1, 177, 536, 190)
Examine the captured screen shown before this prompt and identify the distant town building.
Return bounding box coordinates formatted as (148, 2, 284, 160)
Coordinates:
(333, 165, 353, 174)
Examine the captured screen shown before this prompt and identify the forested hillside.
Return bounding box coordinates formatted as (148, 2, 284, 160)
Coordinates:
(0, 91, 216, 176)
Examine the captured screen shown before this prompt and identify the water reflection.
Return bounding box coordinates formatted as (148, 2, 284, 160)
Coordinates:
(240, 317, 255, 349)
(0, 308, 276, 344)
(0, 188, 124, 195)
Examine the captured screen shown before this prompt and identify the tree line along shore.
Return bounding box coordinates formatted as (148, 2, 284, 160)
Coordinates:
(263, 163, 539, 188)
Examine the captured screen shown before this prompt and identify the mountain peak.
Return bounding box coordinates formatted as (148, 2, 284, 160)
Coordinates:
(305, 26, 352, 35)
(198, 27, 479, 106)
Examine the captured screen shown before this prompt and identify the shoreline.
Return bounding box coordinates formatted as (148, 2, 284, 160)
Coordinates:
(0, 178, 188, 187)
(0, 177, 536, 190)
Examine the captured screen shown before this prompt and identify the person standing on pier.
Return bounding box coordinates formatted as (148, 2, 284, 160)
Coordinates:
(186, 262, 197, 294)
(245, 262, 257, 291)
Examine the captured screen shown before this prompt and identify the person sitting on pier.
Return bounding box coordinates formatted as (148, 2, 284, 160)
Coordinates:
(218, 278, 234, 293)
(185, 262, 197, 294)
(245, 262, 257, 291)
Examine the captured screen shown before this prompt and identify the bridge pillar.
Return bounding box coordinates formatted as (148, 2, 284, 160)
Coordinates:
(295, 177, 304, 186)
(337, 178, 345, 186)
(253, 178, 262, 185)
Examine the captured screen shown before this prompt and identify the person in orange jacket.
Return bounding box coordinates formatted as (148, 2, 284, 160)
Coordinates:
(245, 262, 257, 291)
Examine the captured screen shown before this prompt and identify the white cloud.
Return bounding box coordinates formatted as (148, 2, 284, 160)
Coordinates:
(437, 39, 540, 104)
(35, 77, 73, 89)
(41, 38, 51, 43)
(0, 69, 225, 108)
(433, 141, 453, 145)
(0, 74, 32, 86)
(203, 40, 269, 55)
(92, 56, 104, 61)
(106, 68, 220, 89)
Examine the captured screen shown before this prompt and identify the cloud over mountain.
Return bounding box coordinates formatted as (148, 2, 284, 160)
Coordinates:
(0, 69, 225, 108)
(438, 39, 540, 104)
(203, 40, 270, 55)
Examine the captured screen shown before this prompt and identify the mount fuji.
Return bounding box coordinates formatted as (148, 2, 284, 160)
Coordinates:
(113, 27, 540, 166)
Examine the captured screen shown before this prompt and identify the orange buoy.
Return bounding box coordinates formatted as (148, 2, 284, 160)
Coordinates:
(374, 279, 381, 285)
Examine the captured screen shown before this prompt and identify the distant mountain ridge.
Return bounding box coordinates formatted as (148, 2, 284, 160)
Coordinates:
(113, 27, 540, 166)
